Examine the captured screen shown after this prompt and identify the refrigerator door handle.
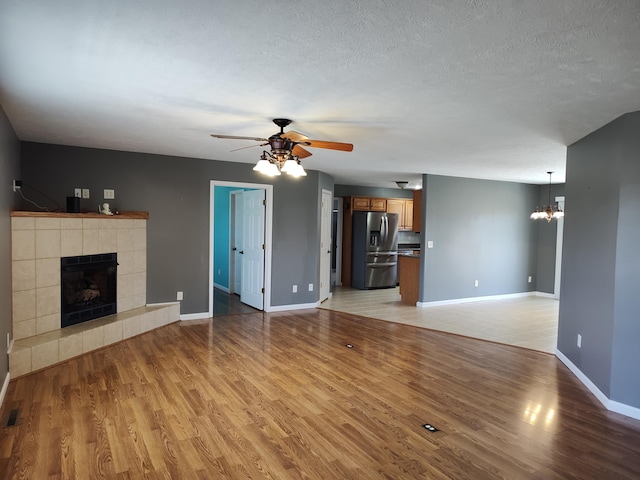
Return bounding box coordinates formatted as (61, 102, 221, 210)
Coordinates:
(366, 262, 397, 267)
(382, 216, 388, 243)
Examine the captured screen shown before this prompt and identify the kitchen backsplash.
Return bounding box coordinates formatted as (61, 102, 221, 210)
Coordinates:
(398, 231, 420, 245)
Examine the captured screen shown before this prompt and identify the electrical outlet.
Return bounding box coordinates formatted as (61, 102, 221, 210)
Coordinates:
(474, 280, 479, 287)
(12, 179, 22, 192)
(177, 291, 183, 301)
(82, 188, 90, 199)
(104, 189, 115, 199)
(427, 240, 434, 248)
(292, 285, 298, 293)
(577, 334, 582, 348)
(308, 283, 313, 292)
(528, 275, 532, 283)
(74, 188, 82, 198)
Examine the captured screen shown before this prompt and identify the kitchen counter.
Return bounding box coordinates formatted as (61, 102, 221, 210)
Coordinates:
(398, 254, 420, 305)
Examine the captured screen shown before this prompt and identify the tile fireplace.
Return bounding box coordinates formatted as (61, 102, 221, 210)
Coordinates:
(9, 211, 179, 378)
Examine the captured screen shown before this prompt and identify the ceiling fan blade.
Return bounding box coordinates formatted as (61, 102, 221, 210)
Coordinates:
(301, 139, 354, 152)
(292, 145, 313, 158)
(210, 134, 268, 142)
(229, 143, 267, 152)
(281, 131, 308, 142)
(283, 131, 353, 152)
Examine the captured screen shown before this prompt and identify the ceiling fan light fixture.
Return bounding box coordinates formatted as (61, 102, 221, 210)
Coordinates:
(288, 160, 307, 177)
(253, 156, 271, 173)
(280, 158, 298, 174)
(264, 161, 281, 176)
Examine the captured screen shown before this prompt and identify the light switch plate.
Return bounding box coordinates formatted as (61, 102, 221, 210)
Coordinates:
(104, 189, 115, 199)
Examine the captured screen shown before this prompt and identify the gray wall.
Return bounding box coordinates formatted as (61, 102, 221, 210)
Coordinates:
(0, 105, 21, 381)
(419, 174, 539, 302)
(559, 111, 640, 408)
(19, 142, 328, 313)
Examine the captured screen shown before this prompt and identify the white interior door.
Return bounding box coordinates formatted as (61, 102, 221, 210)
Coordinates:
(240, 189, 265, 309)
(230, 191, 243, 294)
(319, 189, 332, 302)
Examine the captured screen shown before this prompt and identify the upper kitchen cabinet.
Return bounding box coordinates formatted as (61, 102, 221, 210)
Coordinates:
(352, 196, 387, 212)
(387, 198, 413, 231)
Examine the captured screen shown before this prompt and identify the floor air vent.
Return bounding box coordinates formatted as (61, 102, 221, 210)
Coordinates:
(5, 409, 19, 428)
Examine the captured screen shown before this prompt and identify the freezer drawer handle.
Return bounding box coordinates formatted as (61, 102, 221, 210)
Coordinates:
(366, 262, 397, 267)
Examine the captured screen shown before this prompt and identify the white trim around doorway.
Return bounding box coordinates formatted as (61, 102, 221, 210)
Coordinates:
(209, 180, 274, 317)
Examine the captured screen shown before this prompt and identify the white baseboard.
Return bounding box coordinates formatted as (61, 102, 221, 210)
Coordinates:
(213, 283, 230, 293)
(267, 301, 320, 312)
(555, 349, 640, 421)
(0, 372, 10, 411)
(417, 291, 537, 307)
(534, 291, 556, 298)
(180, 312, 211, 321)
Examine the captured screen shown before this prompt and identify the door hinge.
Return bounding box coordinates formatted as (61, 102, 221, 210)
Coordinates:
(263, 199, 266, 206)
(261, 287, 265, 293)
(262, 244, 265, 250)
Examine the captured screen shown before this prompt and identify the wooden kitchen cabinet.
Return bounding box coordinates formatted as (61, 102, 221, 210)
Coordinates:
(412, 189, 422, 233)
(398, 254, 420, 305)
(352, 196, 387, 212)
(387, 198, 413, 231)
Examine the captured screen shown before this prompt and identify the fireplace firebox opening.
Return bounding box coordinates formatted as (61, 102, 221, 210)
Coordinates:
(61, 253, 117, 328)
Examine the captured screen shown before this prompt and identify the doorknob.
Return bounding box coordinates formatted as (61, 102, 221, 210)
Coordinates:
(232, 247, 237, 251)
(239, 250, 244, 254)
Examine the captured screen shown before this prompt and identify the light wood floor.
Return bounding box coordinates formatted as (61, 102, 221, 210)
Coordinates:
(322, 287, 559, 353)
(2, 309, 639, 479)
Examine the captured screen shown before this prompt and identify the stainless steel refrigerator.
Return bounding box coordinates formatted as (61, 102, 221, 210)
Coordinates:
(352, 211, 399, 289)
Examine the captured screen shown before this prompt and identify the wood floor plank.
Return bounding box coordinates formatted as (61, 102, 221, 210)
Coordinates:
(2, 309, 640, 479)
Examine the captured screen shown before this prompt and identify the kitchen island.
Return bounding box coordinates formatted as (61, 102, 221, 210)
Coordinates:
(398, 254, 420, 305)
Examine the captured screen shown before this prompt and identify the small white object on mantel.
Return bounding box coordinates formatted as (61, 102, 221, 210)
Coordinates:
(101, 202, 114, 215)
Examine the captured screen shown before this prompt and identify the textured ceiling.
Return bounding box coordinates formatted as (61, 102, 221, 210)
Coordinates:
(1, 1, 639, 187)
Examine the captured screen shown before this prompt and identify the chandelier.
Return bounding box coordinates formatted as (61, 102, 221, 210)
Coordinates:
(530, 171, 564, 222)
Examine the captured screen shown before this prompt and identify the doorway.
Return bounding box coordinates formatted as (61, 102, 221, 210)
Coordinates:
(319, 189, 333, 302)
(209, 181, 273, 317)
(332, 197, 343, 287)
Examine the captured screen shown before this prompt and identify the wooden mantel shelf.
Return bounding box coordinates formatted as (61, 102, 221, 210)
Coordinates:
(11, 210, 149, 220)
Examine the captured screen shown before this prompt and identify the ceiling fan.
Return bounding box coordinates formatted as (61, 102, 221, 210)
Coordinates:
(210, 118, 354, 177)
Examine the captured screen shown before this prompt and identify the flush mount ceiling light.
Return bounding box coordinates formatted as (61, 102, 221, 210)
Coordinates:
(531, 171, 564, 222)
(211, 118, 353, 179)
(395, 181, 409, 189)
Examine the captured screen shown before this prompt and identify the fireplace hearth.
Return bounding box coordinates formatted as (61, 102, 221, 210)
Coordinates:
(61, 253, 117, 328)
